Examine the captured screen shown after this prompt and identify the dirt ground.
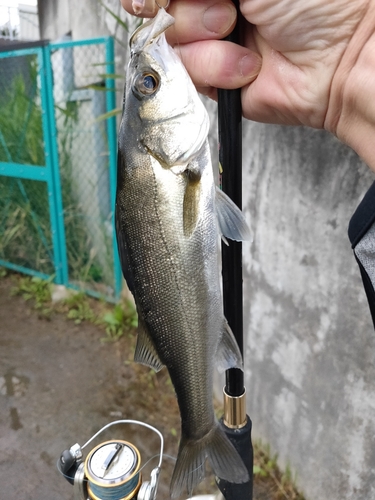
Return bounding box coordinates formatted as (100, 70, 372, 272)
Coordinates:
(0, 274, 284, 500)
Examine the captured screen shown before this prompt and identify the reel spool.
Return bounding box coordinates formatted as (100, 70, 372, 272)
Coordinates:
(85, 440, 141, 500)
(57, 420, 163, 500)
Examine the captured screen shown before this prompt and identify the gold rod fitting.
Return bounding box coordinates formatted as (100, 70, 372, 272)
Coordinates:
(223, 387, 247, 429)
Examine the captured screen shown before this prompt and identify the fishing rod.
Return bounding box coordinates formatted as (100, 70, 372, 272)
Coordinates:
(217, 1, 254, 499)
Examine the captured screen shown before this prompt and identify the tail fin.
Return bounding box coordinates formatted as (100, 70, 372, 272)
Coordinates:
(170, 422, 249, 499)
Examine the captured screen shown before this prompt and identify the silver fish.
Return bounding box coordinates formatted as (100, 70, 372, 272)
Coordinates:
(115, 8, 250, 498)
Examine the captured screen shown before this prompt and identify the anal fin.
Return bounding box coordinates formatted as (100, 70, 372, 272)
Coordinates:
(134, 316, 164, 372)
(216, 319, 243, 373)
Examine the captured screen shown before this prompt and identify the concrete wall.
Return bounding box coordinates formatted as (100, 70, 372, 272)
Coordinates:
(19, 4, 39, 40)
(242, 122, 375, 500)
(38, 0, 133, 47)
(38, 0, 71, 40)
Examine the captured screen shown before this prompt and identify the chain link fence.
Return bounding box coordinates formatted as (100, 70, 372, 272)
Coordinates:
(0, 49, 53, 274)
(0, 38, 121, 300)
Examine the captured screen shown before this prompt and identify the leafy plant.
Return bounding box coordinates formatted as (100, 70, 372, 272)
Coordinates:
(63, 292, 96, 324)
(253, 441, 306, 500)
(0, 60, 44, 165)
(11, 275, 51, 304)
(101, 300, 138, 342)
(11, 275, 53, 317)
(93, 2, 142, 122)
(0, 59, 55, 274)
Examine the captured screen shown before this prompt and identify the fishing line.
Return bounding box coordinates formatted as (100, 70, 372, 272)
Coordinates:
(81, 419, 164, 470)
(155, 0, 170, 10)
(57, 453, 164, 484)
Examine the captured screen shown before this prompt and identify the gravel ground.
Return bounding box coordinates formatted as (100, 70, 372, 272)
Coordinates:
(0, 274, 292, 500)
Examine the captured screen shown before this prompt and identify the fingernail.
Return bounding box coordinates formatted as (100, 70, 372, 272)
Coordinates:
(132, 0, 145, 15)
(239, 54, 262, 79)
(203, 3, 237, 34)
(132, 0, 156, 16)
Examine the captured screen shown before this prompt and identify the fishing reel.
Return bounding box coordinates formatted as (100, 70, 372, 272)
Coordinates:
(57, 420, 163, 500)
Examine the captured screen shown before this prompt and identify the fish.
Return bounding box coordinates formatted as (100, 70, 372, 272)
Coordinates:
(115, 8, 251, 498)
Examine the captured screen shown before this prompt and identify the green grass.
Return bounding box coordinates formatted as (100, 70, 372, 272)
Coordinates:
(0, 60, 54, 273)
(253, 441, 306, 500)
(10, 275, 53, 317)
(8, 272, 136, 338)
(0, 59, 44, 165)
(101, 302, 138, 342)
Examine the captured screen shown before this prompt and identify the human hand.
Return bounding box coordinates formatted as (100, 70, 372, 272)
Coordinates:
(121, 0, 375, 169)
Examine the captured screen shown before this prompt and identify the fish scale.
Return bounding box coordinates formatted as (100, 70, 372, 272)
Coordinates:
(115, 8, 251, 498)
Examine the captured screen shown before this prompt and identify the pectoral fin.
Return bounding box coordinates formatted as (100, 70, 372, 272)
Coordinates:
(134, 315, 164, 372)
(183, 169, 201, 238)
(216, 319, 243, 373)
(216, 187, 251, 242)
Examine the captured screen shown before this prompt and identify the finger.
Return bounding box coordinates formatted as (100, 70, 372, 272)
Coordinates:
(167, 0, 237, 44)
(176, 40, 261, 90)
(121, 0, 237, 43)
(196, 86, 218, 101)
(120, 0, 162, 17)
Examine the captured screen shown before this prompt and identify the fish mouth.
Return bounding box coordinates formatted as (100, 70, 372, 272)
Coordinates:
(129, 8, 175, 55)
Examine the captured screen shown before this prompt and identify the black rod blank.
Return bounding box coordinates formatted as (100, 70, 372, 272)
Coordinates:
(218, 0, 245, 398)
(217, 5, 254, 500)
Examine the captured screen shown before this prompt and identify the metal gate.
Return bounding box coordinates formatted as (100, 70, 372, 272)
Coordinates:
(0, 38, 122, 300)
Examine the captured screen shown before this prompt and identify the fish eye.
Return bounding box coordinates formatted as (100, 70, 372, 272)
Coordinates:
(133, 72, 159, 96)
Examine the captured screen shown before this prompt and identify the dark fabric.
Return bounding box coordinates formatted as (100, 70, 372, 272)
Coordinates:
(348, 181, 375, 328)
(355, 255, 375, 328)
(348, 181, 375, 248)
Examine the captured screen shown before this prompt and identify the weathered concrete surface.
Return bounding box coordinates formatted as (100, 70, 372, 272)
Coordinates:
(38, 0, 123, 41)
(0, 277, 209, 500)
(242, 122, 375, 500)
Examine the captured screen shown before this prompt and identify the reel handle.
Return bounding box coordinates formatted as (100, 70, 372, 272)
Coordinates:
(58, 445, 82, 486)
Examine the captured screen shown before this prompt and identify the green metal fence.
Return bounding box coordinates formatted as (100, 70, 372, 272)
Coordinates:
(0, 37, 122, 300)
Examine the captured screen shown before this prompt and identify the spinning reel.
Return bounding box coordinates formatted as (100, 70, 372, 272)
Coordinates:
(57, 420, 163, 500)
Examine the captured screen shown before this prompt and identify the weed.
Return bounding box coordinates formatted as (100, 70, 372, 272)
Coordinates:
(0, 63, 55, 275)
(170, 427, 177, 437)
(101, 300, 138, 342)
(253, 441, 306, 500)
(11, 275, 53, 317)
(11, 275, 51, 305)
(62, 292, 96, 325)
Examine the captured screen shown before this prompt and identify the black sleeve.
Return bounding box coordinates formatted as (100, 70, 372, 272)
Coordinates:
(348, 181, 375, 328)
